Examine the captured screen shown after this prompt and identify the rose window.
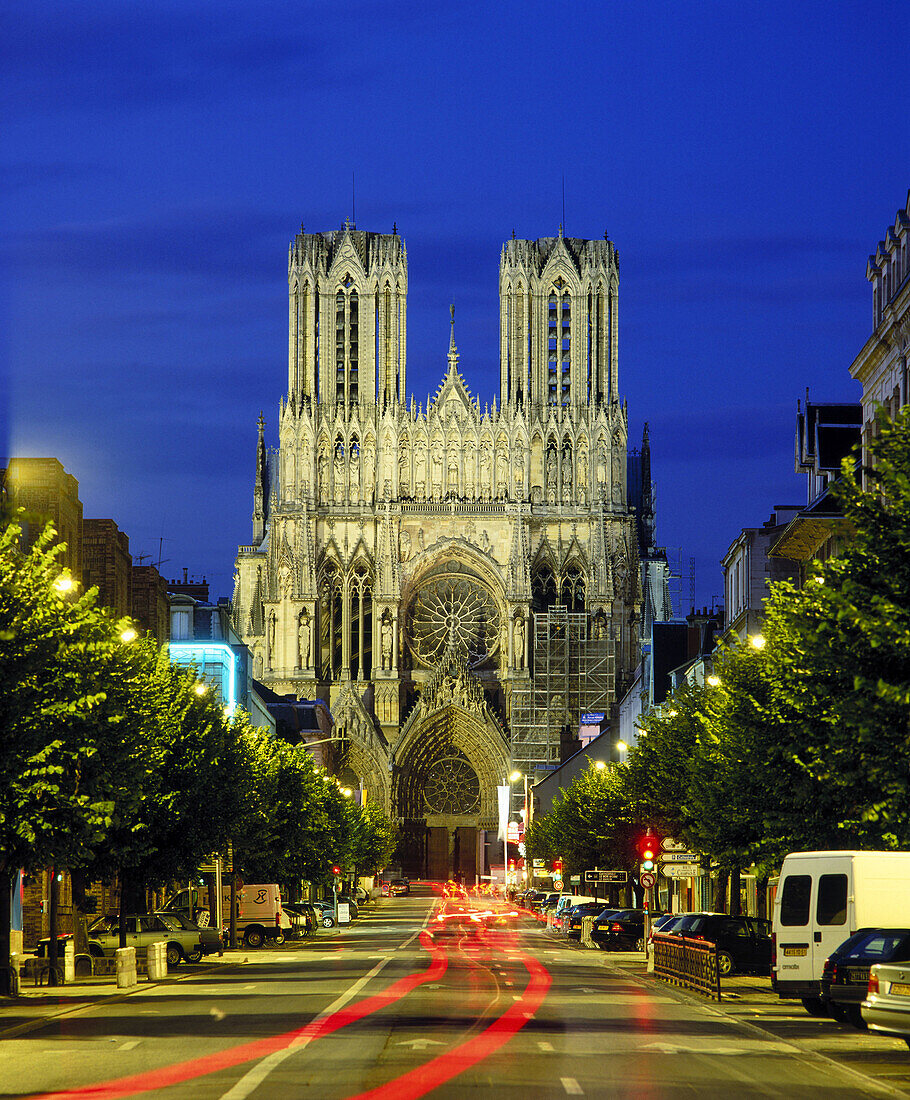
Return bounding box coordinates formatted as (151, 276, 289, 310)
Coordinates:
(423, 755, 480, 815)
(408, 574, 500, 668)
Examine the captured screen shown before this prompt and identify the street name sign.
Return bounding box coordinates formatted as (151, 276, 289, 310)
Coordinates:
(660, 851, 699, 863)
(584, 870, 628, 883)
(661, 863, 702, 878)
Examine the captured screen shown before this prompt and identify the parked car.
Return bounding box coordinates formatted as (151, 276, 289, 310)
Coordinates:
(281, 903, 315, 938)
(863, 960, 910, 1048)
(389, 879, 410, 897)
(665, 912, 772, 976)
(314, 900, 337, 927)
(822, 928, 910, 1027)
(565, 902, 613, 939)
(591, 909, 658, 951)
(647, 913, 686, 950)
(153, 912, 222, 958)
(55, 913, 210, 967)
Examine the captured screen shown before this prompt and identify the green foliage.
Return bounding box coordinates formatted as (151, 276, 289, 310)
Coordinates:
(524, 763, 639, 879)
(349, 803, 398, 877)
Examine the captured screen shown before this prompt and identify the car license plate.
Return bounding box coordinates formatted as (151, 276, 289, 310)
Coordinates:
(890, 982, 910, 996)
(783, 946, 807, 957)
(846, 968, 869, 983)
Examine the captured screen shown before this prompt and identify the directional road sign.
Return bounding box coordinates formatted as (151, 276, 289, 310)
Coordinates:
(660, 851, 699, 863)
(661, 863, 702, 878)
(584, 870, 628, 883)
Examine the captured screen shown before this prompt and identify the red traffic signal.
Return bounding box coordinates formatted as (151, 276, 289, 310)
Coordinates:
(638, 832, 660, 870)
(552, 859, 563, 872)
(331, 864, 341, 876)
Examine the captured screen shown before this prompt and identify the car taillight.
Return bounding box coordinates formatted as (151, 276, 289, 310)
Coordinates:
(823, 957, 834, 977)
(771, 931, 777, 969)
(868, 972, 879, 995)
(611, 923, 623, 932)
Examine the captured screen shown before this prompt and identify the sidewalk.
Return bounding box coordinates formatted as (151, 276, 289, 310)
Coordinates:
(0, 953, 242, 1040)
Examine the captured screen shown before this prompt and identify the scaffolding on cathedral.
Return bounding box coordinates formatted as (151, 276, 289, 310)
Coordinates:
(509, 607, 615, 773)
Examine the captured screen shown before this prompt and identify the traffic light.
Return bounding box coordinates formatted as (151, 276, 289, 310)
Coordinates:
(638, 832, 659, 872)
(331, 864, 341, 876)
(552, 859, 563, 872)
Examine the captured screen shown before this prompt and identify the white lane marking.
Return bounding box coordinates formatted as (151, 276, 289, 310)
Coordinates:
(243, 984, 257, 989)
(512, 994, 521, 1001)
(562, 1079, 584, 1095)
(504, 980, 513, 986)
(217, 955, 393, 1100)
(210, 1007, 226, 1021)
(397, 1038, 444, 1049)
(119, 1040, 140, 1051)
(538, 1040, 554, 1052)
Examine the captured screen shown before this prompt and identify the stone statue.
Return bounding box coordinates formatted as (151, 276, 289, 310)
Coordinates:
(380, 616, 393, 670)
(267, 612, 276, 665)
(513, 615, 525, 666)
(496, 450, 508, 497)
(318, 449, 328, 495)
(334, 447, 345, 503)
(417, 528, 425, 552)
(480, 529, 491, 553)
(278, 562, 292, 596)
(298, 610, 310, 668)
(400, 529, 412, 561)
(612, 450, 622, 503)
(253, 650, 263, 678)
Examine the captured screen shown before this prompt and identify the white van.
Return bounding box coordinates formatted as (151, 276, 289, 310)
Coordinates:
(772, 850, 910, 1012)
(164, 883, 290, 948)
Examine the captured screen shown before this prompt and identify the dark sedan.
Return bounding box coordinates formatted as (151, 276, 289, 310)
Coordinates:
(564, 902, 612, 939)
(667, 912, 772, 975)
(822, 928, 910, 1028)
(591, 908, 661, 951)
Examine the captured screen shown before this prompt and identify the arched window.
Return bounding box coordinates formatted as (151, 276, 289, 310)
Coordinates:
(319, 563, 344, 680)
(349, 565, 373, 681)
(560, 566, 586, 612)
(532, 564, 557, 613)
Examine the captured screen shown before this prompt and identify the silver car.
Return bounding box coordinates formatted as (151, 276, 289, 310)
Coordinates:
(862, 961, 910, 1048)
(88, 913, 209, 967)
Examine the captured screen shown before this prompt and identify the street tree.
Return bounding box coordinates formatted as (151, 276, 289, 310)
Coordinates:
(0, 522, 151, 985)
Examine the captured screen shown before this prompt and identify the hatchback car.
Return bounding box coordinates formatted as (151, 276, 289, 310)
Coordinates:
(822, 928, 910, 1027)
(389, 879, 410, 896)
(670, 912, 772, 976)
(863, 961, 910, 1048)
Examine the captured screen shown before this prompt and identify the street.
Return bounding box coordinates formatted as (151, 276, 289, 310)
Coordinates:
(2, 886, 908, 1099)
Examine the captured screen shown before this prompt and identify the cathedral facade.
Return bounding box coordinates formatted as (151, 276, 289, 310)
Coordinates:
(233, 224, 643, 879)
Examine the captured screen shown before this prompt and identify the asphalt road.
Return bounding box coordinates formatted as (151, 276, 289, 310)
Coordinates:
(1, 886, 904, 1099)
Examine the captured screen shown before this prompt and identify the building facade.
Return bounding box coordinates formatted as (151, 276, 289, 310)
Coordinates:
(850, 191, 910, 451)
(232, 225, 644, 879)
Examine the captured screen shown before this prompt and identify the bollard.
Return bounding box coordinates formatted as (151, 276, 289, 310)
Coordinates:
(63, 941, 75, 984)
(146, 941, 168, 982)
(8, 954, 20, 997)
(115, 946, 137, 989)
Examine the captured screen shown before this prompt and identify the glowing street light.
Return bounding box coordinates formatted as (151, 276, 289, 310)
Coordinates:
(594, 760, 606, 770)
(120, 627, 138, 643)
(706, 674, 721, 687)
(53, 574, 75, 593)
(194, 682, 209, 696)
(749, 633, 766, 650)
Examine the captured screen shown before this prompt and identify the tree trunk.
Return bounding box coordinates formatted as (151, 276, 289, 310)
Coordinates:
(229, 874, 238, 950)
(756, 872, 769, 919)
(713, 868, 729, 913)
(729, 867, 742, 916)
(118, 871, 129, 950)
(0, 864, 13, 997)
(47, 866, 60, 985)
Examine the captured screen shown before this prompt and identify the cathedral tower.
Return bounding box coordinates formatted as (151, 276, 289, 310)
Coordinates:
(288, 224, 407, 409)
(499, 231, 618, 408)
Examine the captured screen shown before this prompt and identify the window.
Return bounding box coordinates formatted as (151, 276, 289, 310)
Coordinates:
(779, 874, 812, 926)
(816, 873, 848, 925)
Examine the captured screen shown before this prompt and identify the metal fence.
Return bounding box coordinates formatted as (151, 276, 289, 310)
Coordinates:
(652, 933, 721, 1001)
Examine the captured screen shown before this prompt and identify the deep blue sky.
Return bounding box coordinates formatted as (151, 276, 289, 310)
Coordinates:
(4, 1, 907, 610)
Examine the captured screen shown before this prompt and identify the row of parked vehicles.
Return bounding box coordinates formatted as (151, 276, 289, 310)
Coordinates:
(37, 883, 371, 967)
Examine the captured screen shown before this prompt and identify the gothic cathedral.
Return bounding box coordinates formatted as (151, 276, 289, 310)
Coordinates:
(233, 224, 643, 879)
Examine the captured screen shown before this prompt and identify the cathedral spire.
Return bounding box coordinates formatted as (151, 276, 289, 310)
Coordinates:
(252, 412, 268, 546)
(447, 303, 459, 374)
